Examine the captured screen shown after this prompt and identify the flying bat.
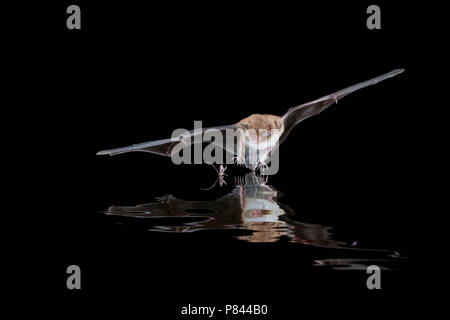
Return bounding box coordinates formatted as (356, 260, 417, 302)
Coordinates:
(97, 69, 404, 171)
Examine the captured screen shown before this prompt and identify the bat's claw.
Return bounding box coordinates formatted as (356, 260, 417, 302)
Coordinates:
(232, 156, 246, 166)
(332, 94, 338, 104)
(256, 160, 269, 172)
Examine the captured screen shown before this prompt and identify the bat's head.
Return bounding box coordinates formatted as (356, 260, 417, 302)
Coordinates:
(237, 114, 284, 146)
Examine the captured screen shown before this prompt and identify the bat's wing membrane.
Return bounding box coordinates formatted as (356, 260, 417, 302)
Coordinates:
(97, 70, 404, 159)
(97, 137, 179, 157)
(279, 69, 404, 144)
(96, 124, 246, 157)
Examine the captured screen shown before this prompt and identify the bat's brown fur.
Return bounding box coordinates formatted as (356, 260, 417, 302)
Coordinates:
(237, 114, 284, 132)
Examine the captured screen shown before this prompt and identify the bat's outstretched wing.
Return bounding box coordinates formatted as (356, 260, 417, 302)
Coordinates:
(279, 69, 404, 144)
(97, 124, 246, 157)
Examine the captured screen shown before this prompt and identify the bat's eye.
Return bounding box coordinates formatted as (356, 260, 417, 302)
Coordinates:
(264, 131, 272, 137)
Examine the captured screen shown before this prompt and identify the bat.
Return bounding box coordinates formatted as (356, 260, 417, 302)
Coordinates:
(97, 69, 404, 171)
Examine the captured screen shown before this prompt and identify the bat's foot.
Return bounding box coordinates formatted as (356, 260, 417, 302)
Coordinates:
(256, 160, 269, 172)
(232, 156, 246, 166)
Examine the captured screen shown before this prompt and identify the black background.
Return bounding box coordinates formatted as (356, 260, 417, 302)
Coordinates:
(14, 1, 414, 318)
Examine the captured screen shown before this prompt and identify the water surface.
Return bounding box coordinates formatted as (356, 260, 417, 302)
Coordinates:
(104, 173, 406, 270)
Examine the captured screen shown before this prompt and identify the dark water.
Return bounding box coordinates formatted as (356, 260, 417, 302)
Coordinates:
(102, 172, 406, 271)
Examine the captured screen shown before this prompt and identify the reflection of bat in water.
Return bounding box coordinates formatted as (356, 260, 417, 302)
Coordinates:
(97, 69, 404, 170)
(105, 172, 344, 245)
